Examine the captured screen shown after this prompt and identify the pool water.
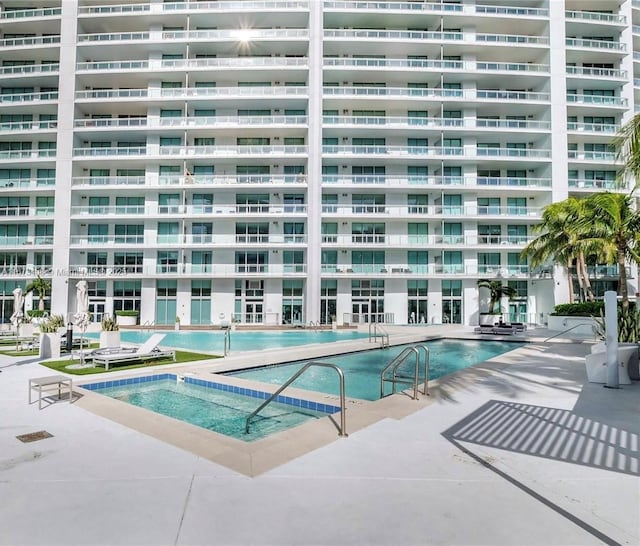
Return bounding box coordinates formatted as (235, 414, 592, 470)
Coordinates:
(228, 339, 523, 401)
(87, 374, 337, 442)
(88, 329, 367, 354)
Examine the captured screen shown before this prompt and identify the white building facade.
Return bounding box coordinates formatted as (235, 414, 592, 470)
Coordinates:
(0, 0, 637, 326)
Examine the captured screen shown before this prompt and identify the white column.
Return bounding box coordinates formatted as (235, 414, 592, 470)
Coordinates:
(305, 0, 323, 322)
(51, 1, 78, 316)
(548, 3, 570, 306)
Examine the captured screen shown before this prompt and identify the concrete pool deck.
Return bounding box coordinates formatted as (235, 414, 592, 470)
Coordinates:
(1, 325, 638, 545)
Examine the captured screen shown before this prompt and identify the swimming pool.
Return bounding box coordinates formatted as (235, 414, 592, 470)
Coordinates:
(88, 329, 367, 354)
(83, 373, 339, 441)
(227, 339, 523, 400)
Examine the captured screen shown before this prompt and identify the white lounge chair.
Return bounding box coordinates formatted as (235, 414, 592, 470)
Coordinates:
(92, 333, 176, 370)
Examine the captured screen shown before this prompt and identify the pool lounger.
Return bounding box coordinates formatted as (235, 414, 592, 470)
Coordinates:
(91, 333, 176, 370)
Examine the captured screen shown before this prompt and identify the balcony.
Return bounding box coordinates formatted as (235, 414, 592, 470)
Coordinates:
(0, 63, 60, 77)
(0, 91, 58, 104)
(565, 38, 625, 53)
(321, 175, 551, 188)
(0, 121, 57, 134)
(323, 86, 550, 103)
(569, 178, 624, 190)
(0, 35, 60, 48)
(80, 1, 308, 16)
(71, 174, 308, 187)
(566, 122, 619, 134)
(566, 66, 627, 79)
(566, 93, 627, 108)
(565, 10, 626, 25)
(0, 7, 60, 19)
(78, 28, 308, 45)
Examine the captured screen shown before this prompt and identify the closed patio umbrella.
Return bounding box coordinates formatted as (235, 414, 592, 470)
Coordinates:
(73, 280, 91, 363)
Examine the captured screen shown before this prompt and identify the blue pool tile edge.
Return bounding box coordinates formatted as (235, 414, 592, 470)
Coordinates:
(80, 374, 341, 415)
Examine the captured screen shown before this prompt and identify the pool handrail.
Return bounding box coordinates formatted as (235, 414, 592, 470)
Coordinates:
(368, 322, 389, 347)
(380, 344, 430, 400)
(245, 360, 347, 437)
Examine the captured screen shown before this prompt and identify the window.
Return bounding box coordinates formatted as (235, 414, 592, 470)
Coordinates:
(157, 251, 179, 273)
(477, 197, 500, 215)
(408, 280, 428, 323)
(114, 224, 143, 244)
(191, 251, 212, 274)
(191, 280, 211, 325)
(235, 251, 268, 273)
(155, 280, 177, 325)
(283, 222, 304, 243)
(113, 280, 141, 313)
(283, 251, 304, 273)
(114, 252, 143, 274)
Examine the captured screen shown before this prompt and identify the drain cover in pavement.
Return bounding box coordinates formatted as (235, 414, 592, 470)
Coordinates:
(16, 431, 53, 443)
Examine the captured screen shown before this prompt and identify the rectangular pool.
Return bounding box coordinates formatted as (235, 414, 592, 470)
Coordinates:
(82, 374, 340, 441)
(86, 329, 368, 354)
(227, 339, 523, 401)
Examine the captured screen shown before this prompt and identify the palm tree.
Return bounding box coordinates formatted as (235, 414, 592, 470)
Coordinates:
(477, 279, 517, 315)
(25, 274, 51, 312)
(521, 198, 596, 302)
(613, 113, 640, 192)
(577, 192, 640, 308)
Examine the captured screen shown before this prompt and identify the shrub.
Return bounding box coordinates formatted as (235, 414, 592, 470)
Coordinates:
(551, 302, 604, 316)
(101, 315, 119, 331)
(27, 309, 47, 318)
(115, 310, 139, 317)
(39, 315, 64, 333)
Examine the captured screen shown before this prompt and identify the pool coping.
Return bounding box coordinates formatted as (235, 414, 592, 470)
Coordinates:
(73, 333, 528, 477)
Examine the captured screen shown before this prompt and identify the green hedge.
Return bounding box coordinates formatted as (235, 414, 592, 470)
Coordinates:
(115, 310, 139, 317)
(551, 302, 604, 316)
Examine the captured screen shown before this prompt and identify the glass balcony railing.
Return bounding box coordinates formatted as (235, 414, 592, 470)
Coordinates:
(566, 66, 627, 79)
(0, 35, 60, 48)
(566, 122, 619, 133)
(475, 33, 548, 46)
(324, 29, 463, 41)
(0, 120, 57, 132)
(0, 63, 60, 76)
(0, 91, 58, 103)
(73, 146, 146, 157)
(566, 38, 625, 52)
(569, 179, 623, 190)
(566, 10, 626, 24)
(78, 1, 309, 15)
(0, 7, 61, 19)
(0, 150, 56, 160)
(78, 28, 308, 44)
(567, 151, 616, 162)
(323, 1, 548, 17)
(566, 94, 627, 107)
(324, 87, 549, 102)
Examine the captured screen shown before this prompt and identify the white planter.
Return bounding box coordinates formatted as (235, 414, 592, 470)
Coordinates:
(100, 330, 121, 349)
(174, 322, 180, 331)
(547, 315, 597, 335)
(116, 314, 137, 326)
(332, 322, 337, 331)
(39, 332, 61, 360)
(479, 314, 501, 326)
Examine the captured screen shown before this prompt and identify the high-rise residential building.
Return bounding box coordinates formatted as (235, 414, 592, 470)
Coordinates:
(0, 0, 636, 327)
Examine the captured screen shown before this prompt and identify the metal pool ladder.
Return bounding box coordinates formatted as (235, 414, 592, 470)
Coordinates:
(368, 323, 389, 348)
(380, 344, 430, 400)
(245, 361, 348, 437)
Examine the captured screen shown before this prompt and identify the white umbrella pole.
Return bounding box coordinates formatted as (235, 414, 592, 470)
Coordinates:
(604, 291, 619, 389)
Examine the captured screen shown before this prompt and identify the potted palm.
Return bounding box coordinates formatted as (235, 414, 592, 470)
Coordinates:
(100, 315, 120, 348)
(38, 314, 65, 359)
(477, 279, 516, 326)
